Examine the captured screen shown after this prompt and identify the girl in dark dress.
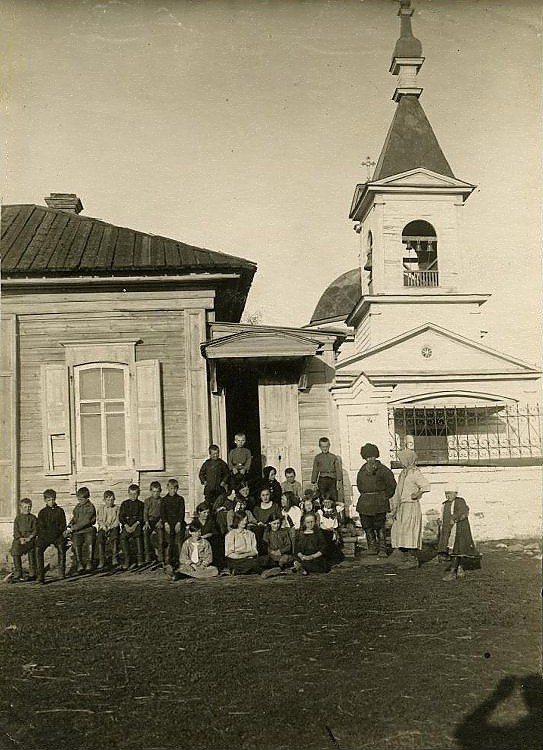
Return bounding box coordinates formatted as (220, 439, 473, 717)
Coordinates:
(300, 495, 320, 528)
(261, 515, 294, 577)
(259, 466, 283, 506)
(437, 483, 479, 581)
(253, 487, 280, 554)
(293, 513, 330, 575)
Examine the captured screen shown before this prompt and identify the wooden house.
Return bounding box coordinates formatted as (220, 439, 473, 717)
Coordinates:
(0, 194, 344, 541)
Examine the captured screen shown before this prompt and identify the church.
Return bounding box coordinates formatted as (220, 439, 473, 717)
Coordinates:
(0, 1, 540, 545)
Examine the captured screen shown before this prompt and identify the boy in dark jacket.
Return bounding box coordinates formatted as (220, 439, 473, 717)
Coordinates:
(143, 481, 163, 563)
(11, 498, 37, 582)
(199, 445, 229, 504)
(36, 489, 67, 584)
(356, 443, 397, 557)
(119, 484, 144, 569)
(65, 486, 96, 573)
(160, 479, 186, 567)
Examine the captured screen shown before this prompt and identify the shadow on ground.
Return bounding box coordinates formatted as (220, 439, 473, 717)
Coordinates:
(454, 674, 543, 750)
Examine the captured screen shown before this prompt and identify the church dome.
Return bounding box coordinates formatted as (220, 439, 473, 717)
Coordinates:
(310, 268, 362, 325)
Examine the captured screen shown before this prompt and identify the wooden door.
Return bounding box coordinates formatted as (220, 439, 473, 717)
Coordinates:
(258, 376, 301, 478)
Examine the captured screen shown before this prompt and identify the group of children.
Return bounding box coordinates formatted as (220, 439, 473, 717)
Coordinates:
(9, 434, 348, 583)
(9, 433, 479, 584)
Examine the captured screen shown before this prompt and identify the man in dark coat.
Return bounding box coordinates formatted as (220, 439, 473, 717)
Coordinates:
(356, 444, 396, 557)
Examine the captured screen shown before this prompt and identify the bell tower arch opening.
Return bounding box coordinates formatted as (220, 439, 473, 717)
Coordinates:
(401, 220, 438, 288)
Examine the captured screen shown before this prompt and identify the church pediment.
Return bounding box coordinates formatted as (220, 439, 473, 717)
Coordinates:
(337, 323, 539, 378)
(371, 168, 475, 191)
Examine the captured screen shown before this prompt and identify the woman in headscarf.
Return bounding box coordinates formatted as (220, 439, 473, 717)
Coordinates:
(390, 449, 430, 569)
(356, 443, 397, 557)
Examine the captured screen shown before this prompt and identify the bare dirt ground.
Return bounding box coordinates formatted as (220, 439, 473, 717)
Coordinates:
(0, 543, 541, 750)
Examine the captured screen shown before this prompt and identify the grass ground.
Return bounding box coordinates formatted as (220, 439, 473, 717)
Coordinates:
(0, 544, 541, 750)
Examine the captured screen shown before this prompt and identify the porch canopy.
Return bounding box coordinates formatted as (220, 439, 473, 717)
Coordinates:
(201, 323, 345, 481)
(201, 322, 345, 362)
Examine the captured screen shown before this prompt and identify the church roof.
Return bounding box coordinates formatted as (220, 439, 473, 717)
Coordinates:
(310, 268, 361, 325)
(372, 95, 455, 181)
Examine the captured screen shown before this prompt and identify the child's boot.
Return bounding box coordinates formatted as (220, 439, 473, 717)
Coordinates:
(85, 542, 94, 572)
(12, 554, 23, 582)
(36, 548, 45, 584)
(26, 550, 37, 581)
(143, 532, 153, 563)
(121, 538, 130, 569)
(377, 529, 388, 558)
(96, 543, 105, 571)
(57, 547, 66, 579)
(366, 530, 378, 555)
(72, 540, 84, 572)
(111, 538, 119, 566)
(136, 537, 144, 566)
(81, 545, 94, 573)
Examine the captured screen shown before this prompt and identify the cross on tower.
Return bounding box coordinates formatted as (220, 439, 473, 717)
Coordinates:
(361, 156, 376, 180)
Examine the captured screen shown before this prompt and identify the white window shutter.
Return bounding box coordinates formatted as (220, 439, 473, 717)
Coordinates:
(41, 363, 72, 475)
(135, 359, 164, 471)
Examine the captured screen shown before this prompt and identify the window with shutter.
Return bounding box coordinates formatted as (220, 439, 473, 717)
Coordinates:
(42, 363, 72, 475)
(74, 364, 130, 470)
(134, 360, 164, 471)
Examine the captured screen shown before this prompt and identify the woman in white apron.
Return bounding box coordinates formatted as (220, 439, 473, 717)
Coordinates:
(390, 449, 430, 569)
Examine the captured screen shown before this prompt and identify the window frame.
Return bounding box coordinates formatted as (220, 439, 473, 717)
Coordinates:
(74, 362, 132, 472)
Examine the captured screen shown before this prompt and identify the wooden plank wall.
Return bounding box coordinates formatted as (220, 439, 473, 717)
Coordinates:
(16, 310, 190, 515)
(298, 353, 338, 489)
(0, 315, 17, 519)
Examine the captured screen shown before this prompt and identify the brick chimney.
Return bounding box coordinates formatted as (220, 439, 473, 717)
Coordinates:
(44, 193, 83, 214)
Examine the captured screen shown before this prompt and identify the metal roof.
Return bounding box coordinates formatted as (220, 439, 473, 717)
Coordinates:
(372, 95, 455, 182)
(310, 268, 361, 325)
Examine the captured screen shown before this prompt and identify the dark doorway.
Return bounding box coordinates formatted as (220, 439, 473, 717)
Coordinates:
(222, 363, 262, 482)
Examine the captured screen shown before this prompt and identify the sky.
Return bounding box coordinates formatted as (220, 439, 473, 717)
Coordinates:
(1, 0, 542, 362)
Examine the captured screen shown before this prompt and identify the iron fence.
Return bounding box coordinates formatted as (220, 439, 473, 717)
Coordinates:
(389, 403, 542, 465)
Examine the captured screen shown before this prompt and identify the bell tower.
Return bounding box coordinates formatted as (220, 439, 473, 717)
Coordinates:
(348, 0, 488, 352)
